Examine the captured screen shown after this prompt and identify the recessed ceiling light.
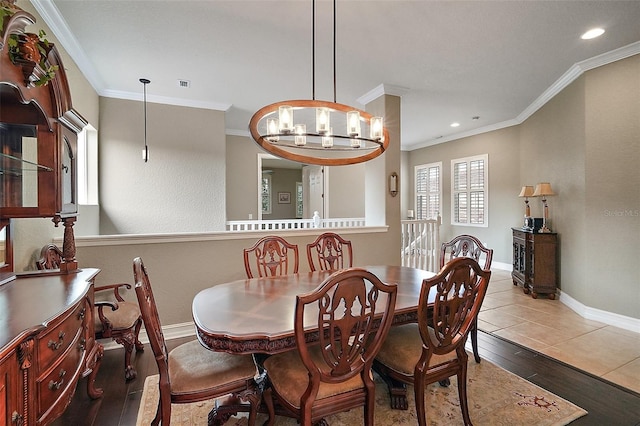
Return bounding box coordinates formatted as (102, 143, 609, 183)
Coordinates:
(450, 122, 460, 128)
(581, 28, 605, 40)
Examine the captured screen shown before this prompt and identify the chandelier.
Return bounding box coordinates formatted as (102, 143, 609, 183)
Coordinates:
(249, 0, 390, 166)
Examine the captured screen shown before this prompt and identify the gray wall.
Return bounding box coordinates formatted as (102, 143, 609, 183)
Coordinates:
(408, 125, 522, 266)
(409, 55, 640, 319)
(99, 98, 227, 234)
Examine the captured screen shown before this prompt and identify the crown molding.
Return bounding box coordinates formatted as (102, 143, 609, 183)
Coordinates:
(31, 0, 106, 93)
(357, 84, 410, 105)
(407, 40, 640, 151)
(518, 40, 640, 123)
(101, 89, 231, 111)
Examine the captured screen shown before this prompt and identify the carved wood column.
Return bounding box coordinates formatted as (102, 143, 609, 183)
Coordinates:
(52, 215, 78, 272)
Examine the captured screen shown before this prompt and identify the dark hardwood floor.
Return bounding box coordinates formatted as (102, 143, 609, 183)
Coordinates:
(52, 331, 640, 426)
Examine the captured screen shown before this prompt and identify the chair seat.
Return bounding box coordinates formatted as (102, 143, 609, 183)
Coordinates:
(94, 301, 141, 332)
(264, 346, 364, 409)
(376, 323, 456, 375)
(168, 340, 257, 395)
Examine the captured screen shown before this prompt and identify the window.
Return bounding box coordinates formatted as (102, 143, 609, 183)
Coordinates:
(415, 162, 441, 220)
(77, 124, 99, 205)
(451, 154, 488, 226)
(261, 174, 272, 214)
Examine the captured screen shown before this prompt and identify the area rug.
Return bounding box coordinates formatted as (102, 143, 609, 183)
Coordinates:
(136, 359, 587, 425)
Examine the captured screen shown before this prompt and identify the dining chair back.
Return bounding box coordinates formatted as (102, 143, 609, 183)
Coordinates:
(263, 267, 397, 426)
(243, 235, 299, 278)
(37, 243, 144, 381)
(306, 232, 353, 272)
(374, 257, 491, 426)
(440, 234, 493, 363)
(133, 257, 259, 426)
(440, 234, 493, 270)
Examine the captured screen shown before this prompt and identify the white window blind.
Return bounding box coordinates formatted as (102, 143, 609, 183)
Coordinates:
(451, 154, 488, 226)
(415, 162, 441, 220)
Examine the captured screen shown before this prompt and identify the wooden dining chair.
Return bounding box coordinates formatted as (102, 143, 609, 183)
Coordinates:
(243, 235, 299, 278)
(306, 232, 353, 272)
(374, 257, 491, 426)
(133, 257, 259, 426)
(37, 243, 144, 381)
(262, 267, 397, 426)
(440, 234, 493, 363)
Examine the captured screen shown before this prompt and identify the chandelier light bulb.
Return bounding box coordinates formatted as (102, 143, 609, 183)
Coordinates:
(321, 128, 334, 148)
(294, 124, 307, 146)
(266, 118, 279, 142)
(347, 111, 361, 137)
(279, 105, 293, 133)
(370, 117, 383, 140)
(316, 108, 330, 134)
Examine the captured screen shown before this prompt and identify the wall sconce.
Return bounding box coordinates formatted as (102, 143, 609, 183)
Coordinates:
(518, 185, 534, 229)
(532, 182, 555, 233)
(389, 172, 398, 197)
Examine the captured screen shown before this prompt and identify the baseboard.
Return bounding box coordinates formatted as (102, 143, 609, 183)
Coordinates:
(560, 292, 640, 334)
(101, 321, 196, 350)
(492, 261, 511, 271)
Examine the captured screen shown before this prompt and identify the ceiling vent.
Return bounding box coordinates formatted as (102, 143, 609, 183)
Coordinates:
(177, 79, 191, 88)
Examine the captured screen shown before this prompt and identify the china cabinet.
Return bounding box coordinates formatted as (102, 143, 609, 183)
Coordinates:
(1, 0, 85, 272)
(1, 3, 103, 424)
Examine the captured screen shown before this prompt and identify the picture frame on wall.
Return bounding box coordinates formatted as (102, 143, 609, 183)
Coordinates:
(278, 192, 291, 204)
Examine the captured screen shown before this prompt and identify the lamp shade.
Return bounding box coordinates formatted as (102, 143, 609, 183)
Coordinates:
(533, 182, 554, 197)
(518, 186, 534, 197)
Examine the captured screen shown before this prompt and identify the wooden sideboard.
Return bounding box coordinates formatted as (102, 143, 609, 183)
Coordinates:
(0, 269, 103, 425)
(512, 228, 558, 299)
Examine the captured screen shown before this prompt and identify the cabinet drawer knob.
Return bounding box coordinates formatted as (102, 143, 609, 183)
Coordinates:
(47, 330, 66, 351)
(48, 369, 66, 391)
(77, 307, 86, 320)
(78, 337, 86, 352)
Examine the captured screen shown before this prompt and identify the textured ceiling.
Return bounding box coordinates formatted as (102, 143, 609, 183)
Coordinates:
(33, 0, 640, 151)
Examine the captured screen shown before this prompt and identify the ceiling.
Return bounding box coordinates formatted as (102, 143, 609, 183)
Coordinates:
(32, 0, 640, 151)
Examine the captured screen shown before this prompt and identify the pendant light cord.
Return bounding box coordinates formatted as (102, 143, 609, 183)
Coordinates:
(312, 0, 315, 101)
(333, 0, 336, 103)
(311, 0, 337, 103)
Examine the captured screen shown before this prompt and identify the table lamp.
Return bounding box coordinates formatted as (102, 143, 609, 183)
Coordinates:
(532, 182, 555, 233)
(518, 185, 535, 229)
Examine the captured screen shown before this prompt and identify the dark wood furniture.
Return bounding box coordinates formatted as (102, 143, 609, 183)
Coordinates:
(306, 232, 353, 272)
(0, 269, 103, 425)
(193, 265, 436, 422)
(133, 257, 259, 426)
(262, 268, 397, 426)
(194, 265, 434, 355)
(37, 244, 144, 381)
(243, 235, 299, 278)
(512, 228, 558, 299)
(440, 234, 493, 363)
(374, 258, 491, 425)
(1, 1, 85, 273)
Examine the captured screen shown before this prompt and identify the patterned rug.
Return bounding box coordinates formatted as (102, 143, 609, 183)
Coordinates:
(136, 359, 587, 425)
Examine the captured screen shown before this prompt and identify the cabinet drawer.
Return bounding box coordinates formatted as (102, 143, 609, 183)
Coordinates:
(37, 302, 86, 374)
(36, 336, 84, 423)
(512, 229, 527, 241)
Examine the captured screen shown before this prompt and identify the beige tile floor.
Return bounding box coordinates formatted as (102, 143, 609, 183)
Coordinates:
(477, 269, 640, 394)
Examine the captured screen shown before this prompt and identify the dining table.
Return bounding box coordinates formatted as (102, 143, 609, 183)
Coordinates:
(192, 264, 436, 423)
